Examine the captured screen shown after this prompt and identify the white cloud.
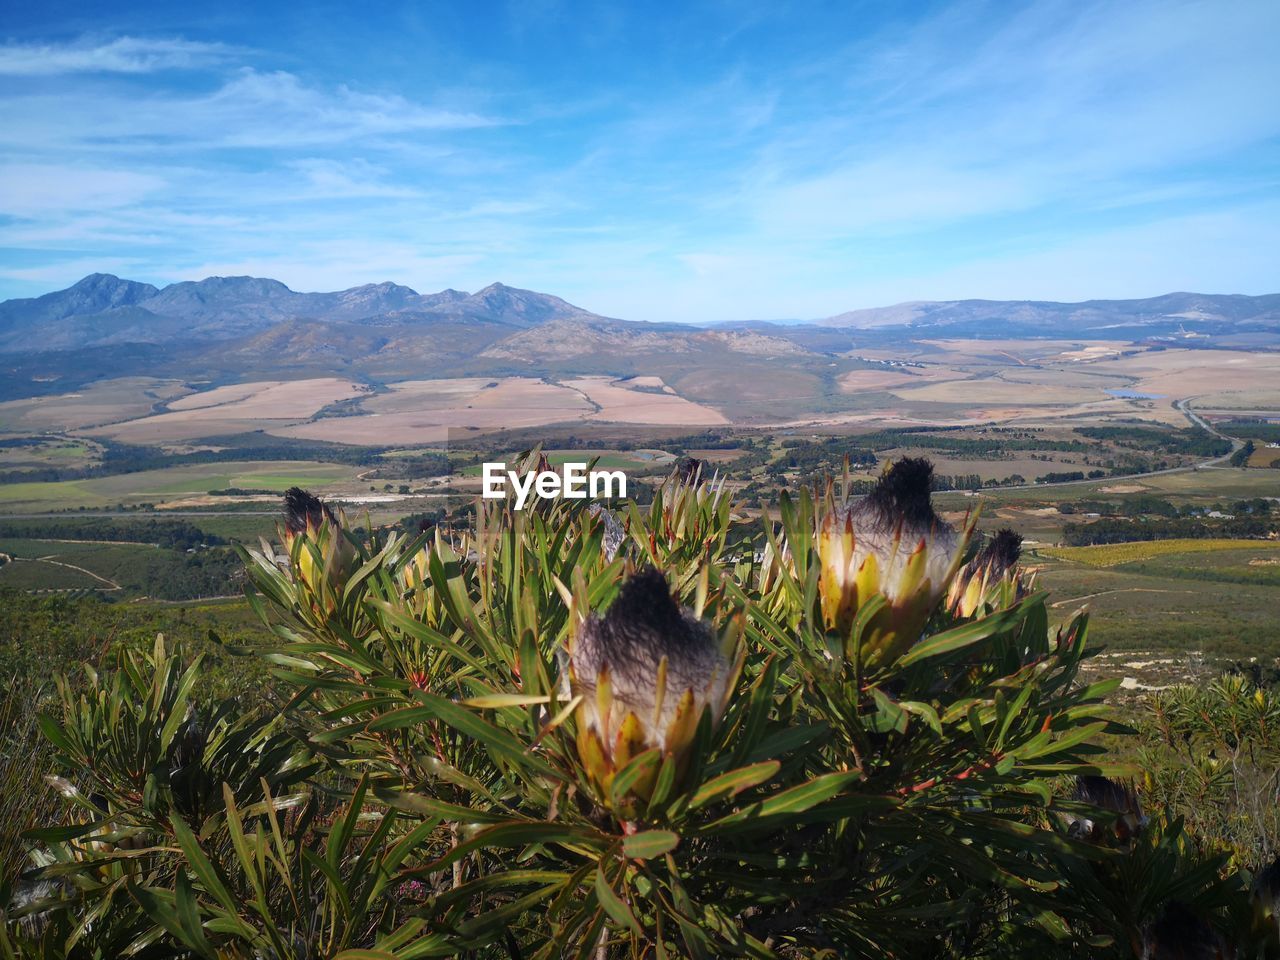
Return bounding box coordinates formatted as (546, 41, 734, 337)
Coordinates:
(0, 68, 500, 155)
(0, 257, 146, 284)
(0, 36, 236, 75)
(177, 245, 488, 293)
(0, 164, 165, 216)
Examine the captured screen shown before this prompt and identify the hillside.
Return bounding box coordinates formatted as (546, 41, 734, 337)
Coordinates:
(0, 275, 608, 354)
(818, 291, 1280, 339)
(2, 278, 1278, 397)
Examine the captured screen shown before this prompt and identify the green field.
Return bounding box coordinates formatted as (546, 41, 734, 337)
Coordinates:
(1038, 538, 1280, 567)
(0, 558, 108, 591)
(0, 535, 242, 600)
(1037, 563, 1277, 659)
(0, 460, 359, 512)
(0, 537, 160, 592)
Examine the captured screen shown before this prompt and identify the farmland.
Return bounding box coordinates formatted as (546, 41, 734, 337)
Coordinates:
(0, 337, 1276, 695)
(1037, 538, 1280, 567)
(0, 460, 359, 512)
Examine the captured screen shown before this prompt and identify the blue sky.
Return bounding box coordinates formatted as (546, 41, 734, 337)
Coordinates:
(1, 0, 1276, 322)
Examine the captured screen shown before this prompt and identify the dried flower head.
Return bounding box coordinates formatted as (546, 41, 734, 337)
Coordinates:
(284, 487, 341, 542)
(946, 527, 1034, 618)
(279, 487, 357, 622)
(819, 458, 970, 667)
(562, 568, 739, 815)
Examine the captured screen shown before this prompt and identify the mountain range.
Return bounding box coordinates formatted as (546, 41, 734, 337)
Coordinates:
(1, 276, 1277, 395)
(0, 274, 602, 353)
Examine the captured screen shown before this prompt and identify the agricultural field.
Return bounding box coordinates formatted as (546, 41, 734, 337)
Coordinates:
(0, 377, 190, 432)
(273, 377, 594, 444)
(1037, 538, 1280, 567)
(0, 437, 103, 473)
(1, 345, 1277, 449)
(93, 378, 369, 443)
(561, 376, 730, 425)
(1034, 558, 1279, 661)
(0, 536, 242, 601)
(0, 460, 360, 513)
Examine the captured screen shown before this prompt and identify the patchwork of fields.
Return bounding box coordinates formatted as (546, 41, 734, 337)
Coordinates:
(0, 460, 358, 511)
(0, 337, 1275, 687)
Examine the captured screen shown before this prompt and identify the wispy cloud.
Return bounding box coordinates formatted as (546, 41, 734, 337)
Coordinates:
(0, 164, 165, 217)
(0, 68, 499, 155)
(0, 1, 1276, 318)
(0, 36, 237, 75)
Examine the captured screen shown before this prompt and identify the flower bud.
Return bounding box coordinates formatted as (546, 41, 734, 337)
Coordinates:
(281, 487, 358, 621)
(819, 458, 969, 668)
(946, 528, 1034, 618)
(562, 568, 738, 815)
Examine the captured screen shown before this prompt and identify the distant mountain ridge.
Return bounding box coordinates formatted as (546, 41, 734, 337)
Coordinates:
(815, 292, 1280, 337)
(0, 274, 605, 353)
(1, 278, 1277, 394)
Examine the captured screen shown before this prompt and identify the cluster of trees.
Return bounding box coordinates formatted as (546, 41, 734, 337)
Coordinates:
(856, 426, 1087, 457)
(109, 549, 245, 601)
(1231, 440, 1256, 467)
(1061, 514, 1280, 546)
(1217, 420, 1280, 444)
(768, 439, 877, 476)
(1077, 426, 1232, 458)
(1060, 497, 1274, 520)
(0, 518, 224, 551)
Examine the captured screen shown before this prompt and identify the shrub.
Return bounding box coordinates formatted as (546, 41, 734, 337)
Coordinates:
(4, 454, 1274, 957)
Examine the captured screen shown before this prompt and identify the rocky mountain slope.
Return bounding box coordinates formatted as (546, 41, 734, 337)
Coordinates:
(1, 277, 1276, 396)
(0, 274, 603, 353)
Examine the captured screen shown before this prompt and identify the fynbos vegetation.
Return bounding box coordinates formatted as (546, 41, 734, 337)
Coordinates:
(3, 456, 1276, 957)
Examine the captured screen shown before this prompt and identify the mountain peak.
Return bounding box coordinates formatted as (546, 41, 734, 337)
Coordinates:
(0, 273, 161, 328)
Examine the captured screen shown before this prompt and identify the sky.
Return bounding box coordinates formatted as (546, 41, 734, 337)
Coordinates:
(0, 0, 1277, 323)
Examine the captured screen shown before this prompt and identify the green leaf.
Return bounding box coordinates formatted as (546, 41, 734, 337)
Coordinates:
(611, 748, 662, 810)
(621, 830, 680, 860)
(899, 604, 1027, 667)
(595, 864, 642, 935)
(689, 761, 781, 810)
(701, 771, 861, 835)
(170, 814, 239, 917)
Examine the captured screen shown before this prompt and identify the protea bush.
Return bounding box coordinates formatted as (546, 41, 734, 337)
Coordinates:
(3, 454, 1274, 958)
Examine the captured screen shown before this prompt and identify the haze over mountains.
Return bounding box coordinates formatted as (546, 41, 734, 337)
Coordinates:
(1, 275, 1277, 396)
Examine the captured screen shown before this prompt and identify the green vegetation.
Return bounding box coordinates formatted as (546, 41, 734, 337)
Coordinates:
(1076, 425, 1232, 458)
(1061, 514, 1279, 545)
(0, 460, 358, 512)
(2, 461, 1277, 956)
(0, 591, 268, 696)
(1040, 538, 1280, 568)
(0, 517, 224, 550)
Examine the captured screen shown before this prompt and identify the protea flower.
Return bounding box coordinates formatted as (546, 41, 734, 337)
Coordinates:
(561, 568, 741, 818)
(818, 458, 971, 668)
(1061, 775, 1148, 845)
(281, 487, 358, 622)
(675, 455, 710, 486)
(946, 527, 1035, 618)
